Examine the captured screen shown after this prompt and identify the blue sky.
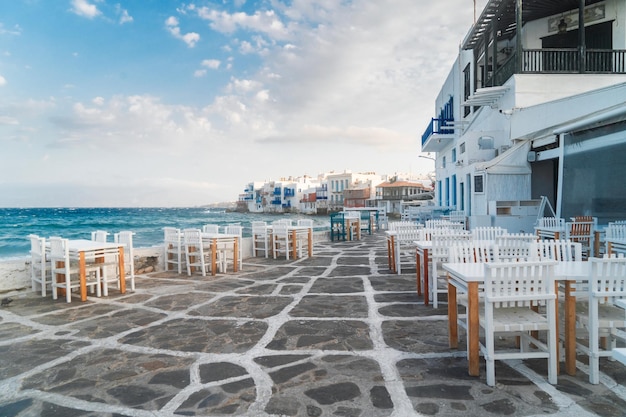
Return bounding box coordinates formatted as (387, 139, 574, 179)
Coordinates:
(0, 0, 486, 207)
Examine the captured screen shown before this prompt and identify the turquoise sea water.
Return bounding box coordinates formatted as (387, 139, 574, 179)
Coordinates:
(0, 207, 329, 261)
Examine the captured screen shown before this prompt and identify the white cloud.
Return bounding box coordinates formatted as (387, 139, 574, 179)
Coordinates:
(201, 59, 221, 69)
(165, 16, 200, 47)
(196, 8, 290, 40)
(194, 69, 207, 77)
(0, 23, 22, 36)
(118, 8, 133, 24)
(70, 0, 101, 19)
(0, 75, 6, 86)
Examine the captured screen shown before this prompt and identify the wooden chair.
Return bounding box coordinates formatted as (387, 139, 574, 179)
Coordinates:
(272, 223, 295, 260)
(183, 228, 212, 276)
(565, 217, 597, 258)
(91, 230, 109, 242)
(429, 231, 472, 308)
(471, 226, 507, 241)
(529, 239, 583, 262)
(252, 221, 272, 258)
(481, 261, 558, 387)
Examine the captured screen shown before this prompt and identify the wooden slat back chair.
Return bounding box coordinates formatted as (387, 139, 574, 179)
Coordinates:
(183, 228, 213, 276)
(429, 230, 472, 308)
(342, 211, 361, 240)
(49, 237, 102, 303)
(114, 231, 135, 292)
(448, 210, 467, 229)
(471, 227, 507, 241)
(426, 219, 464, 230)
(448, 241, 499, 348)
(481, 261, 559, 387)
(29, 234, 50, 297)
(272, 223, 295, 260)
(163, 227, 185, 274)
(575, 255, 626, 384)
(497, 238, 532, 262)
(605, 223, 626, 256)
(252, 221, 272, 258)
(224, 224, 243, 270)
(385, 221, 423, 273)
(565, 216, 597, 259)
(296, 219, 314, 257)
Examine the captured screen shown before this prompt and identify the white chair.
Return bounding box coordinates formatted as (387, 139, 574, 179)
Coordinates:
(481, 261, 558, 387)
(296, 219, 314, 257)
(114, 231, 135, 291)
(429, 231, 472, 308)
(252, 221, 272, 258)
(29, 234, 50, 296)
(575, 256, 626, 384)
(91, 230, 109, 242)
(183, 229, 212, 276)
(163, 227, 185, 274)
(448, 210, 467, 229)
(49, 237, 101, 303)
(224, 224, 243, 271)
(202, 224, 220, 234)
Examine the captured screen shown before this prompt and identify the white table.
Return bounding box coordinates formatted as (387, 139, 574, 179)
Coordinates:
(414, 240, 431, 304)
(61, 239, 126, 301)
(444, 261, 589, 377)
(200, 233, 240, 275)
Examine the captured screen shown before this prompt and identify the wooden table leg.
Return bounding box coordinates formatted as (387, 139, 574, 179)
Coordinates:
(565, 280, 577, 375)
(387, 237, 393, 271)
(390, 236, 396, 273)
(79, 251, 87, 302)
(307, 229, 313, 257)
(448, 276, 458, 349)
(118, 247, 126, 294)
(468, 281, 480, 376)
(291, 230, 297, 259)
(416, 249, 422, 296)
(423, 249, 430, 306)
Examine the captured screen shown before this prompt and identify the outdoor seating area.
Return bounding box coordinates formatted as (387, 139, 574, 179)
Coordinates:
(27, 231, 132, 303)
(10, 228, 626, 416)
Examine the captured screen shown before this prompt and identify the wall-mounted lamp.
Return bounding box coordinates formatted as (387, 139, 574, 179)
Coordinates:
(558, 18, 568, 34)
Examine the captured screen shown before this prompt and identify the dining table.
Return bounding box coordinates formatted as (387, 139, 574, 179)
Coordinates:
(200, 233, 240, 275)
(59, 239, 126, 302)
(444, 260, 589, 377)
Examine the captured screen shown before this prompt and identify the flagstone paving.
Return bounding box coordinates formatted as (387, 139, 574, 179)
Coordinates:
(1, 233, 626, 416)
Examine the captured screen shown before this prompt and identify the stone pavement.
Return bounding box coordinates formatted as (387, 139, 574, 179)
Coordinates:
(1, 233, 626, 417)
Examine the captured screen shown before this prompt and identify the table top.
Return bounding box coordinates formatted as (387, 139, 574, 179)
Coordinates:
(443, 261, 590, 283)
(62, 239, 124, 251)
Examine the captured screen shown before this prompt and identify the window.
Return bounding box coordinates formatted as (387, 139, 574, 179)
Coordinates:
(451, 148, 457, 162)
(463, 64, 471, 117)
(474, 175, 484, 194)
(460, 142, 466, 154)
(442, 156, 446, 168)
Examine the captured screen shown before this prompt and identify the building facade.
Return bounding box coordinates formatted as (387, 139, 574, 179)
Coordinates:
(421, 0, 626, 230)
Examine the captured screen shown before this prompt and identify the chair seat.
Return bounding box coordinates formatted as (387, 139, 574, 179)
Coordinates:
(576, 303, 626, 329)
(481, 307, 550, 333)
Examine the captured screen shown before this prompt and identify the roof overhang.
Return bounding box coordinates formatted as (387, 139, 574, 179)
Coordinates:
(462, 86, 509, 107)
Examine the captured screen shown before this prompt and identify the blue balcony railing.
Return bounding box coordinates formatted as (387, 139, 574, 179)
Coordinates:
(421, 117, 454, 147)
(284, 188, 295, 197)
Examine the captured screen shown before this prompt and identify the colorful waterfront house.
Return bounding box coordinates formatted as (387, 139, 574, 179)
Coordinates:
(421, 0, 626, 230)
(375, 179, 434, 215)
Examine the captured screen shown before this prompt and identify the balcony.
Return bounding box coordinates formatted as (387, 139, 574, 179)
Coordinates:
(421, 117, 455, 152)
(284, 188, 295, 197)
(271, 198, 282, 205)
(273, 188, 281, 196)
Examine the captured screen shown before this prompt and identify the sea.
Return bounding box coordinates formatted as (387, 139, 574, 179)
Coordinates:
(0, 207, 330, 262)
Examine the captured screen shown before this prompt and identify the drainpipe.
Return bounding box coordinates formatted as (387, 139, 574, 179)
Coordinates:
(515, 0, 523, 73)
(579, 0, 586, 73)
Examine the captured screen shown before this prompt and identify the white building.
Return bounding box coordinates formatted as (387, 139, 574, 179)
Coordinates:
(421, 0, 626, 231)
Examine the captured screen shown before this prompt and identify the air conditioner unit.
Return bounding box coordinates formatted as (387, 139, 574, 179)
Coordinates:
(527, 151, 537, 162)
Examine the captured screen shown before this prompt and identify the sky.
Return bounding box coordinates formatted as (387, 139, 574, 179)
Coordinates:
(0, 0, 488, 207)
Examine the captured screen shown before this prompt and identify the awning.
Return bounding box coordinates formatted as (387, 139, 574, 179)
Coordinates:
(475, 140, 531, 174)
(462, 86, 510, 107)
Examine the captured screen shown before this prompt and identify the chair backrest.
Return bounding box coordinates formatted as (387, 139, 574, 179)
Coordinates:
(530, 239, 582, 261)
(484, 261, 557, 308)
(224, 224, 243, 236)
(272, 219, 293, 226)
(471, 227, 506, 241)
(448, 241, 498, 263)
(430, 231, 472, 258)
(388, 221, 421, 232)
(449, 210, 466, 224)
(566, 219, 595, 238)
(114, 231, 135, 253)
(202, 224, 220, 234)
(29, 234, 46, 258)
(537, 217, 565, 228)
(163, 227, 182, 244)
(297, 219, 314, 227)
(91, 230, 109, 242)
(48, 236, 69, 261)
(495, 233, 538, 246)
(587, 256, 626, 305)
(497, 241, 532, 261)
(183, 228, 203, 247)
(272, 223, 289, 238)
(251, 221, 267, 228)
(606, 223, 626, 241)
